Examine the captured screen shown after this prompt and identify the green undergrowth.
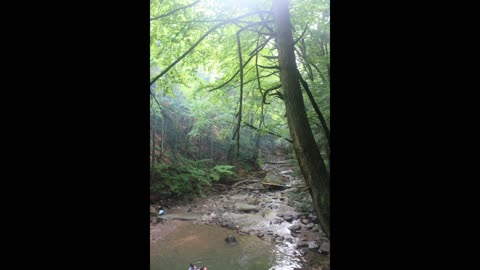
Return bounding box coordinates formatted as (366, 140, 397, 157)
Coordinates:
(151, 154, 235, 198)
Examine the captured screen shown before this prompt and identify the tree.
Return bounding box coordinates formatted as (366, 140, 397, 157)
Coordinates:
(150, 0, 331, 236)
(272, 0, 330, 237)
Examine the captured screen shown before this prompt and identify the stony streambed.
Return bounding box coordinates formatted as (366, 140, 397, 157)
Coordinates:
(150, 155, 330, 269)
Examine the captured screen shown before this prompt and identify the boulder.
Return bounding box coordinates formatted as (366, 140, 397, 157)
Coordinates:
(308, 241, 319, 249)
(288, 224, 301, 231)
(301, 219, 310, 225)
(296, 241, 308, 248)
(225, 235, 237, 244)
(319, 243, 330, 254)
(304, 223, 314, 230)
(234, 203, 259, 212)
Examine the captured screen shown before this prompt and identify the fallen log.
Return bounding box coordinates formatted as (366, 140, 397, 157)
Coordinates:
(232, 179, 260, 187)
(261, 182, 291, 188)
(264, 160, 291, 164)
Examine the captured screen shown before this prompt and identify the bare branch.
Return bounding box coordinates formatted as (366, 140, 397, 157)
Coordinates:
(261, 55, 278, 60)
(257, 64, 279, 70)
(242, 122, 292, 143)
(150, 0, 201, 21)
(294, 22, 309, 45)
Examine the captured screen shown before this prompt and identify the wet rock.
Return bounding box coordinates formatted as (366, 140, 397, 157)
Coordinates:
(263, 171, 287, 185)
(283, 215, 293, 222)
(234, 203, 259, 212)
(288, 224, 301, 231)
(298, 248, 309, 256)
(222, 222, 236, 230)
(308, 241, 319, 249)
(296, 241, 308, 248)
(301, 219, 310, 224)
(225, 235, 237, 244)
(319, 243, 330, 254)
(256, 232, 264, 238)
(286, 237, 294, 243)
(304, 223, 314, 230)
(267, 230, 274, 235)
(309, 214, 319, 223)
(273, 218, 283, 224)
(286, 211, 299, 220)
(274, 236, 284, 244)
(281, 169, 294, 175)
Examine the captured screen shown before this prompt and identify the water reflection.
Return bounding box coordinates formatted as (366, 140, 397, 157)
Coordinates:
(151, 222, 304, 270)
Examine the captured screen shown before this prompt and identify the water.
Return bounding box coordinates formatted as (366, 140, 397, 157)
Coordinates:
(150, 222, 303, 270)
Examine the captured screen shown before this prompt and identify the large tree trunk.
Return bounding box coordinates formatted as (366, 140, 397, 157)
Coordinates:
(272, 0, 330, 237)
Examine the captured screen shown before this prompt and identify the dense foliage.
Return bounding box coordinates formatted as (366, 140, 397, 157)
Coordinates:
(150, 0, 330, 203)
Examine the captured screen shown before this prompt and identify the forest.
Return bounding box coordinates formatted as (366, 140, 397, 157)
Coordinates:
(150, 0, 330, 269)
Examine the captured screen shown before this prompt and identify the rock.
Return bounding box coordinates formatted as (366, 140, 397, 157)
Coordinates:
(281, 169, 294, 175)
(263, 171, 287, 185)
(301, 219, 310, 225)
(222, 222, 236, 230)
(283, 215, 293, 222)
(210, 213, 217, 219)
(308, 241, 319, 249)
(150, 206, 157, 215)
(281, 211, 299, 220)
(298, 248, 308, 256)
(319, 243, 330, 254)
(256, 232, 264, 238)
(201, 215, 209, 221)
(151, 216, 159, 224)
(304, 223, 314, 230)
(234, 203, 259, 212)
(288, 224, 301, 231)
(296, 241, 308, 248)
(267, 230, 274, 235)
(274, 236, 284, 244)
(225, 235, 237, 244)
(273, 218, 283, 224)
(286, 237, 294, 243)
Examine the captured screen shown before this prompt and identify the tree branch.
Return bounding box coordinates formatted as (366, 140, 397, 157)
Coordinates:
(262, 84, 282, 104)
(150, 0, 201, 21)
(294, 22, 309, 45)
(242, 122, 292, 143)
(150, 11, 271, 86)
(257, 64, 279, 70)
